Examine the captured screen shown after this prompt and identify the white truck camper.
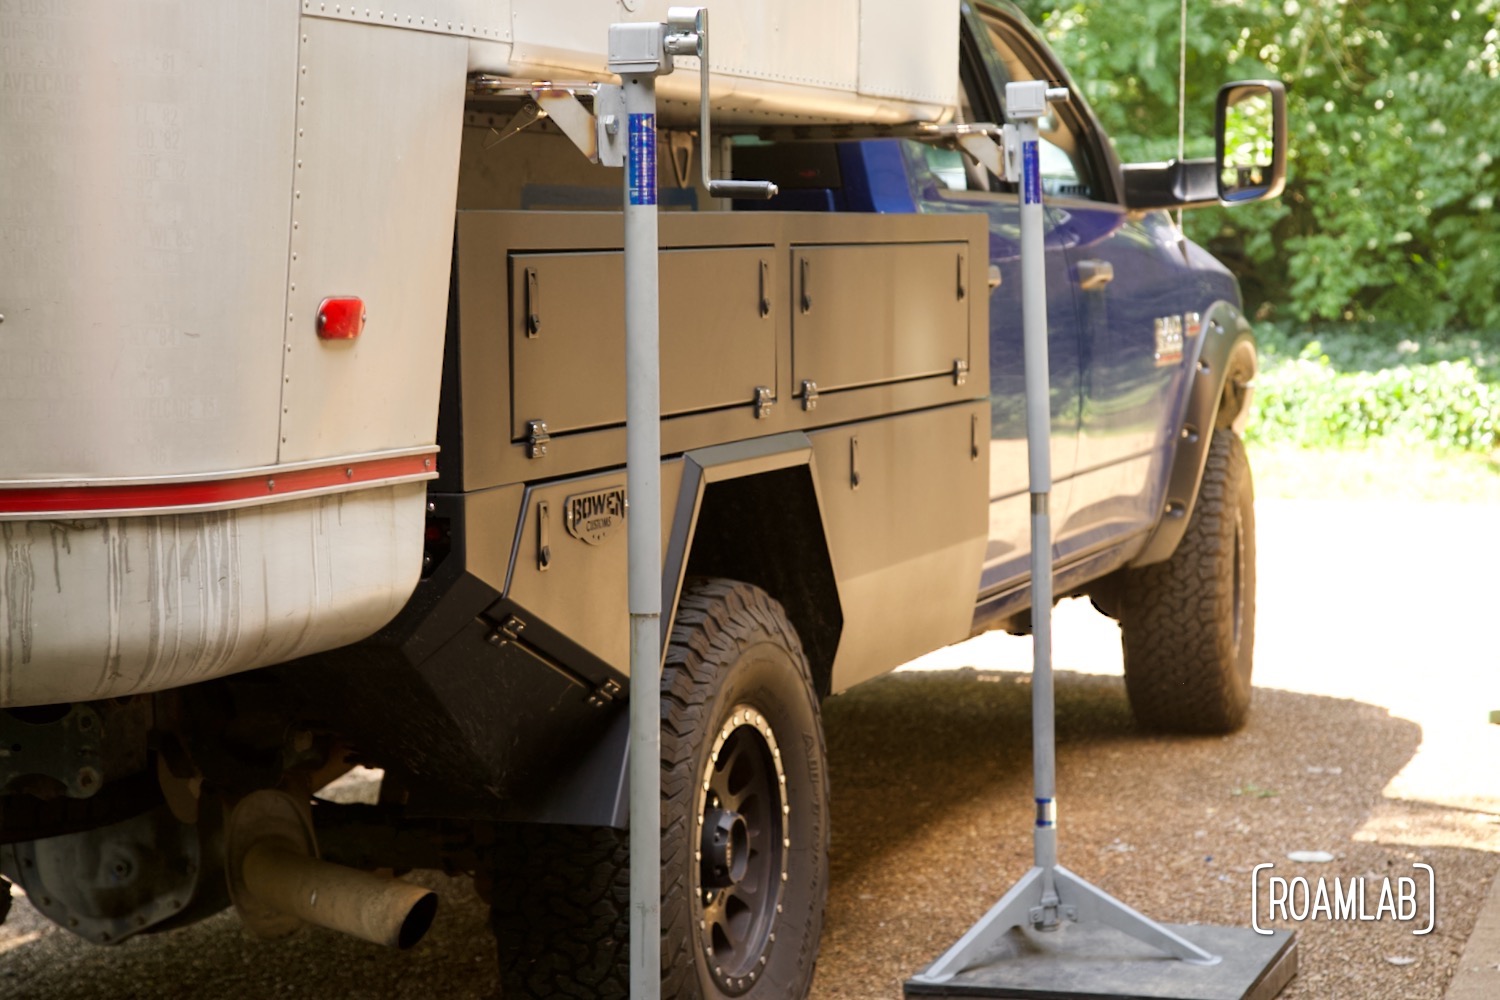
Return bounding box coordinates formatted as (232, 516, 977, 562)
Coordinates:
(0, 1, 957, 707)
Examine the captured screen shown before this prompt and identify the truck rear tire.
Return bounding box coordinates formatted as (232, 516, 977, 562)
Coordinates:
(1119, 430, 1256, 733)
(490, 578, 830, 1000)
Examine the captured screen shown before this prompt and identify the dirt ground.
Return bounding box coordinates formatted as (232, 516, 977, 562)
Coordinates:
(810, 498, 1500, 1000)
(812, 671, 1493, 1000)
(3, 498, 1498, 998)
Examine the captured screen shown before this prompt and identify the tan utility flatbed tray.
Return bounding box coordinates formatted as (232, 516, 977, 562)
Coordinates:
(453, 210, 989, 491)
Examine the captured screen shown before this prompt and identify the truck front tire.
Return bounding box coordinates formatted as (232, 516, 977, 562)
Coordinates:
(1119, 430, 1256, 733)
(491, 578, 830, 1000)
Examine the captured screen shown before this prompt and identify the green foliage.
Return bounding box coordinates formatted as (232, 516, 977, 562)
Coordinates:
(1247, 324, 1500, 452)
(1029, 0, 1500, 330)
(1253, 323, 1500, 372)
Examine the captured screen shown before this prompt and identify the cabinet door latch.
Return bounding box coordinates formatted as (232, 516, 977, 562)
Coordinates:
(537, 501, 552, 571)
(526, 420, 551, 459)
(753, 386, 774, 420)
(524, 267, 541, 337)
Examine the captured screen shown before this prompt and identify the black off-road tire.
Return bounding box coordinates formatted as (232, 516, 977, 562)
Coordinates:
(490, 823, 631, 997)
(491, 578, 830, 1000)
(1119, 430, 1256, 733)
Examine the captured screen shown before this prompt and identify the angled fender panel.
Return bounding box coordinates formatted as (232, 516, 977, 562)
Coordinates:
(670, 433, 845, 698)
(1130, 302, 1258, 568)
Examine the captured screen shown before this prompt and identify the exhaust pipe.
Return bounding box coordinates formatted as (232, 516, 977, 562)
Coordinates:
(226, 789, 438, 949)
(240, 843, 438, 949)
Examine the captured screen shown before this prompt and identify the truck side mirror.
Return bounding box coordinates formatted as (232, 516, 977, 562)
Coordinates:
(1215, 81, 1287, 204)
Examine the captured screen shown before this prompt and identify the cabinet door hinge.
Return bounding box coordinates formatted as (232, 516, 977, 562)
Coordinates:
(586, 678, 623, 708)
(486, 614, 526, 646)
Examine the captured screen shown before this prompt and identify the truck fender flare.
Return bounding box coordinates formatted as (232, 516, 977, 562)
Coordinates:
(1129, 301, 1258, 568)
(662, 432, 844, 698)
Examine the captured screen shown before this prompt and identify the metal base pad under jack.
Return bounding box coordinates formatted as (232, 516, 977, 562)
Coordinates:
(906, 888, 1297, 1000)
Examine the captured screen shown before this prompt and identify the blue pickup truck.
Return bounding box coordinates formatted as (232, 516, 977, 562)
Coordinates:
(735, 0, 1278, 733)
(489, 4, 1282, 996)
(0, 1, 1284, 997)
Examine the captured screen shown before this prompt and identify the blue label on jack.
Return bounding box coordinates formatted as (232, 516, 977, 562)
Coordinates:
(1022, 139, 1041, 205)
(628, 113, 656, 206)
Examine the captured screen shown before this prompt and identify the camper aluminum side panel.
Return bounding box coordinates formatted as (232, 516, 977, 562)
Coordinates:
(493, 0, 958, 125)
(0, 0, 961, 709)
(0, 2, 299, 479)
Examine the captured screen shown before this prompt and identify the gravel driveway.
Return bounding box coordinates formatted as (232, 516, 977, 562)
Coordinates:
(3, 498, 1498, 998)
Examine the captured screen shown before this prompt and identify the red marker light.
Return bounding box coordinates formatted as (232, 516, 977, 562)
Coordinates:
(317, 297, 366, 340)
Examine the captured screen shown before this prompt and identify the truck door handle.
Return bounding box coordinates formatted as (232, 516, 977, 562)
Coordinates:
(1077, 259, 1114, 291)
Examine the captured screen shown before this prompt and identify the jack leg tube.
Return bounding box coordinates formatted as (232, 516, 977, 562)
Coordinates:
(623, 71, 664, 1000)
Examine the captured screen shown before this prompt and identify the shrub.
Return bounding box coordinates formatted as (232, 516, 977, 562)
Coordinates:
(1248, 329, 1500, 452)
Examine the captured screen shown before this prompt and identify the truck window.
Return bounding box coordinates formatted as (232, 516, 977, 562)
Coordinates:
(979, 15, 1103, 202)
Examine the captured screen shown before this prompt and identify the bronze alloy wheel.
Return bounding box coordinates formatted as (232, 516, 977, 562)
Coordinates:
(695, 704, 790, 993)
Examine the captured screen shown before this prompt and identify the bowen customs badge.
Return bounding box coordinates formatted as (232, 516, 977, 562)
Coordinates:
(565, 486, 627, 545)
